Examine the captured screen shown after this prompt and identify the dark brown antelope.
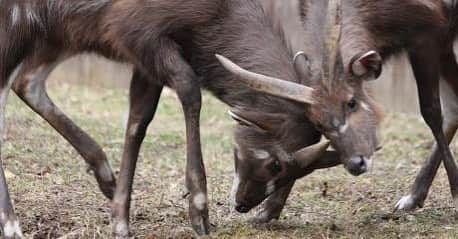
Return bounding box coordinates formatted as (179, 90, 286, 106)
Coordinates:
(0, 0, 379, 237)
(304, 0, 458, 214)
(240, 0, 458, 223)
(230, 0, 384, 220)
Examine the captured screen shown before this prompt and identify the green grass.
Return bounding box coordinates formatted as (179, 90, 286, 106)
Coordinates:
(4, 83, 458, 238)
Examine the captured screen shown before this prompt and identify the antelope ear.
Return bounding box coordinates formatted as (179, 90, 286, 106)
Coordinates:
(228, 109, 286, 132)
(293, 51, 312, 80)
(350, 51, 382, 79)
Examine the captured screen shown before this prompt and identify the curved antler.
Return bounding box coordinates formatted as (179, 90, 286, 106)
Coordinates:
(293, 140, 331, 168)
(215, 54, 315, 104)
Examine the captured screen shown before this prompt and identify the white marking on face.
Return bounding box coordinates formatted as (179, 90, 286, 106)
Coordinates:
(11, 4, 21, 26)
(3, 220, 23, 238)
(328, 131, 339, 138)
(252, 149, 270, 159)
(230, 173, 240, 205)
(265, 180, 275, 196)
(332, 118, 340, 128)
(275, 146, 293, 162)
(339, 122, 349, 134)
(193, 192, 207, 211)
(360, 102, 372, 112)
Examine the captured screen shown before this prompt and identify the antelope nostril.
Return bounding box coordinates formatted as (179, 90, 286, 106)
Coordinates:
(347, 155, 368, 176)
(235, 204, 251, 213)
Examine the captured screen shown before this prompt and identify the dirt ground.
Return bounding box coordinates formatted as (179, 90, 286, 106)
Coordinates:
(3, 83, 458, 238)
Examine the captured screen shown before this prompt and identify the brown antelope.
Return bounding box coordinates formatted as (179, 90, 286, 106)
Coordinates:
(240, 0, 458, 223)
(305, 0, 458, 214)
(0, 0, 379, 237)
(230, 0, 384, 220)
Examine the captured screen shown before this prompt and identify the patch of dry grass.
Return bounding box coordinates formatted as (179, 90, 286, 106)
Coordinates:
(4, 83, 458, 238)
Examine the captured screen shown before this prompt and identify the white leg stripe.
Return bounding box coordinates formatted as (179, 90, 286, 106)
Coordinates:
(193, 192, 207, 211)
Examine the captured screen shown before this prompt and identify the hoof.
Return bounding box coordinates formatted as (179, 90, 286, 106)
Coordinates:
(394, 195, 422, 212)
(97, 178, 116, 200)
(251, 208, 281, 224)
(93, 163, 117, 200)
(189, 192, 210, 235)
(191, 214, 210, 235)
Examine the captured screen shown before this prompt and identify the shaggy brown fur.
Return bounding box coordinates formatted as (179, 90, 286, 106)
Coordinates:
(299, 0, 458, 214)
(0, 0, 381, 237)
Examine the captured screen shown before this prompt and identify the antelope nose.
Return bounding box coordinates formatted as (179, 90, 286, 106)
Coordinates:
(235, 204, 251, 213)
(346, 156, 368, 176)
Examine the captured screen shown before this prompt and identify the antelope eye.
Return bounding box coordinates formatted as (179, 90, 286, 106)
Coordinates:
(347, 98, 358, 112)
(269, 159, 282, 174)
(316, 123, 324, 131)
